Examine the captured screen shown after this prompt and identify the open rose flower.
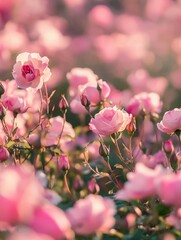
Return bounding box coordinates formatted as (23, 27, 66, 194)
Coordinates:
(157, 108, 181, 134)
(12, 52, 51, 90)
(115, 163, 166, 201)
(67, 194, 116, 235)
(89, 106, 132, 136)
(127, 92, 162, 116)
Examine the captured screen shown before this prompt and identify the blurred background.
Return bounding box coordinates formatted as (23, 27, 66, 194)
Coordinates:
(0, 0, 181, 117)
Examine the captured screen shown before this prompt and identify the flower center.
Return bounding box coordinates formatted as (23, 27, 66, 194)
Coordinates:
(22, 65, 36, 81)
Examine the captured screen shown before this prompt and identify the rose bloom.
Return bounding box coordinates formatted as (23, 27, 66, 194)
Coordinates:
(0, 164, 44, 225)
(156, 173, 181, 207)
(127, 92, 162, 116)
(67, 67, 98, 97)
(41, 116, 75, 147)
(115, 163, 166, 201)
(28, 204, 73, 240)
(7, 228, 54, 240)
(79, 79, 110, 105)
(157, 108, 181, 134)
(67, 194, 116, 235)
(12, 52, 51, 90)
(89, 106, 132, 136)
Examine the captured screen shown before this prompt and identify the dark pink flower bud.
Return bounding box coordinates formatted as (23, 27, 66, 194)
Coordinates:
(0, 146, 9, 162)
(80, 93, 90, 108)
(59, 95, 69, 113)
(163, 140, 174, 153)
(73, 175, 84, 191)
(88, 178, 100, 194)
(99, 142, 110, 158)
(126, 116, 136, 135)
(58, 154, 70, 171)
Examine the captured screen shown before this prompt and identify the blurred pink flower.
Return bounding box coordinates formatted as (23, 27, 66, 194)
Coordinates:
(7, 228, 54, 240)
(67, 67, 98, 97)
(115, 163, 165, 201)
(127, 92, 162, 116)
(67, 194, 116, 235)
(12, 52, 51, 90)
(127, 69, 168, 96)
(79, 79, 110, 106)
(29, 204, 73, 240)
(156, 172, 181, 207)
(157, 108, 181, 134)
(89, 106, 132, 136)
(0, 146, 9, 162)
(0, 164, 44, 225)
(41, 116, 75, 147)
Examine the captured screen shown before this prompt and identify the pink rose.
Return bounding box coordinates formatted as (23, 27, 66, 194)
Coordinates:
(89, 106, 132, 136)
(156, 173, 181, 207)
(41, 116, 75, 147)
(0, 164, 44, 225)
(80, 79, 110, 105)
(127, 92, 162, 116)
(67, 67, 98, 97)
(7, 228, 54, 240)
(157, 108, 181, 134)
(28, 204, 73, 240)
(67, 194, 116, 235)
(115, 163, 165, 201)
(2, 95, 28, 113)
(12, 52, 51, 90)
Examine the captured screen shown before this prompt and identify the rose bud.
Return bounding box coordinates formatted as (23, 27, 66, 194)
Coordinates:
(0, 146, 9, 162)
(80, 93, 90, 109)
(59, 95, 69, 113)
(58, 154, 70, 171)
(163, 140, 174, 154)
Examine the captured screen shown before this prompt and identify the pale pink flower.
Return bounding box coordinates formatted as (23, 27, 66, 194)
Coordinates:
(79, 79, 110, 105)
(67, 68, 98, 97)
(41, 116, 75, 147)
(127, 92, 162, 116)
(89, 106, 132, 136)
(7, 228, 54, 240)
(12, 52, 51, 90)
(0, 164, 44, 225)
(156, 172, 181, 207)
(115, 163, 165, 201)
(28, 204, 73, 240)
(2, 95, 28, 113)
(157, 108, 181, 134)
(67, 194, 116, 235)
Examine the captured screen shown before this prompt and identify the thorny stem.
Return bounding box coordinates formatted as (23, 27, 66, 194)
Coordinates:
(113, 137, 132, 171)
(56, 111, 66, 147)
(64, 171, 75, 201)
(43, 82, 49, 115)
(39, 89, 44, 124)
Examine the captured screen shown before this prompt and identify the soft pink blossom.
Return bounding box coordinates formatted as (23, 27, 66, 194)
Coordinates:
(115, 163, 165, 201)
(7, 228, 54, 240)
(157, 108, 181, 134)
(0, 164, 44, 225)
(127, 92, 163, 116)
(89, 106, 132, 136)
(67, 194, 116, 235)
(41, 116, 75, 147)
(12, 52, 51, 90)
(28, 204, 73, 240)
(2, 95, 28, 113)
(79, 79, 110, 105)
(156, 172, 181, 207)
(67, 68, 98, 96)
